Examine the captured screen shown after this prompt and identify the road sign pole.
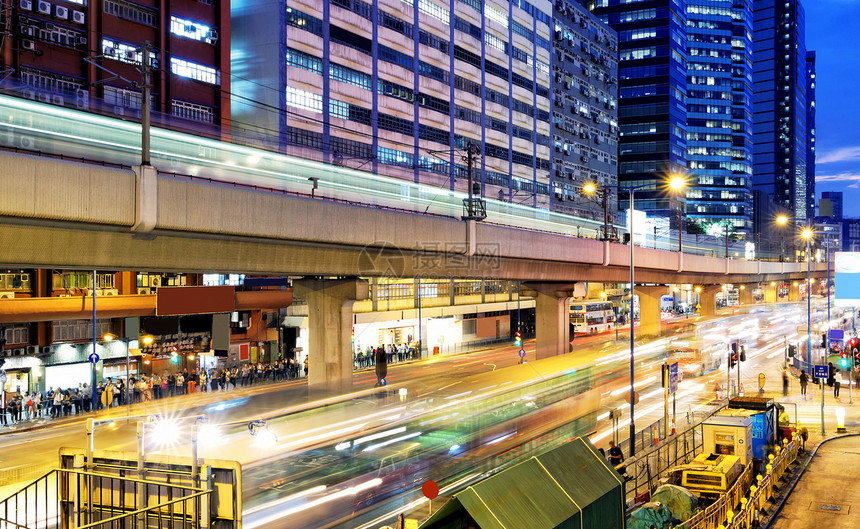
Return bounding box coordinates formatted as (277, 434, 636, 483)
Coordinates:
(663, 362, 669, 439)
(822, 375, 825, 435)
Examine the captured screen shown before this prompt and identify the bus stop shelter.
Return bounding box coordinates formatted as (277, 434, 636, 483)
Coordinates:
(420, 437, 625, 529)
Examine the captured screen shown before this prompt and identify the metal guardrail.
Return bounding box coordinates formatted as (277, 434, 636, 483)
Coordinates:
(620, 404, 727, 503)
(0, 468, 210, 529)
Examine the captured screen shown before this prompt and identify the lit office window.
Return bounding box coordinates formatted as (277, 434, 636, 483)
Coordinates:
(171, 57, 219, 84)
(170, 15, 218, 44)
(485, 4, 508, 28)
(286, 86, 323, 113)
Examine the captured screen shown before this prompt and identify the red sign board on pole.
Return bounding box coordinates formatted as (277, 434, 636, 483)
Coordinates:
(422, 480, 439, 500)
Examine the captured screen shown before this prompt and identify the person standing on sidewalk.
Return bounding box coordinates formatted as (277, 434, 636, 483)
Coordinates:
(800, 370, 809, 398)
(834, 370, 842, 398)
(783, 368, 789, 396)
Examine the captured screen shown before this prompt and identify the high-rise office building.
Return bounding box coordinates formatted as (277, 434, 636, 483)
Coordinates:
(752, 0, 811, 222)
(685, 0, 754, 234)
(806, 50, 816, 216)
(1, 0, 230, 129)
(583, 0, 688, 217)
(820, 191, 842, 221)
(233, 0, 567, 208)
(551, 2, 618, 220)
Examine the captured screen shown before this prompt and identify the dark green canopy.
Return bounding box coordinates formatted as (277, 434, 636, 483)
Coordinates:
(421, 438, 625, 529)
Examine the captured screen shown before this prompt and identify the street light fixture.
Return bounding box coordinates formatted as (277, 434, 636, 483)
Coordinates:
(582, 174, 686, 456)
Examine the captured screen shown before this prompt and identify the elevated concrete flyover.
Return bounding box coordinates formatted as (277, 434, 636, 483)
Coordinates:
(0, 152, 822, 284)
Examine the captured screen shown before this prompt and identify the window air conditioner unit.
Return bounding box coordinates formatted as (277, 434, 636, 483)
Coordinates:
(55, 5, 67, 19)
(105, 46, 116, 56)
(18, 135, 34, 149)
(51, 95, 64, 105)
(37, 1, 50, 15)
(125, 50, 136, 62)
(150, 276, 162, 287)
(137, 288, 151, 295)
(21, 26, 35, 37)
(73, 10, 85, 24)
(0, 292, 15, 299)
(22, 39, 36, 51)
(22, 88, 36, 99)
(26, 346, 37, 355)
(76, 35, 87, 47)
(102, 289, 118, 296)
(75, 88, 89, 109)
(37, 92, 50, 103)
(20, 0, 32, 10)
(40, 345, 51, 355)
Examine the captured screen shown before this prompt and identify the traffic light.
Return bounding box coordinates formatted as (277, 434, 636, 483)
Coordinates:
(822, 333, 827, 349)
(514, 331, 522, 348)
(851, 337, 860, 367)
(739, 345, 746, 362)
(841, 350, 850, 368)
(788, 344, 796, 358)
(170, 345, 179, 364)
(729, 341, 738, 369)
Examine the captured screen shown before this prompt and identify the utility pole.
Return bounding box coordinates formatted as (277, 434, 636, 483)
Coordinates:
(461, 142, 486, 221)
(139, 41, 152, 166)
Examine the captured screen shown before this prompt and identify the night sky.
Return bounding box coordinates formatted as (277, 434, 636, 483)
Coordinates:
(806, 1, 860, 217)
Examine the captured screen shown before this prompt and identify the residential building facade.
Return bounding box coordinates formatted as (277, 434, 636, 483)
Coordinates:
(551, 1, 618, 220)
(3, 0, 230, 129)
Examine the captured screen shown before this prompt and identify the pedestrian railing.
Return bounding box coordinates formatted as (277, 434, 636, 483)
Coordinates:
(0, 468, 211, 529)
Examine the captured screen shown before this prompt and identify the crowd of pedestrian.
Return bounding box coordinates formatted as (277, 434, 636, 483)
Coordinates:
(0, 358, 310, 426)
(354, 344, 418, 369)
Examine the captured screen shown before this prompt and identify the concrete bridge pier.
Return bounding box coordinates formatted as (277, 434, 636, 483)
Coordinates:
(763, 282, 778, 304)
(789, 281, 801, 302)
(524, 283, 584, 360)
(636, 285, 667, 337)
(293, 278, 369, 396)
(698, 285, 722, 316)
(738, 283, 756, 306)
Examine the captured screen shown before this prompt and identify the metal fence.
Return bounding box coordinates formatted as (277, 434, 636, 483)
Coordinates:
(0, 468, 210, 529)
(618, 403, 727, 503)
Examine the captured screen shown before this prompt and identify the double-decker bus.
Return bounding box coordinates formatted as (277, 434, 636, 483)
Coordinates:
(570, 300, 616, 334)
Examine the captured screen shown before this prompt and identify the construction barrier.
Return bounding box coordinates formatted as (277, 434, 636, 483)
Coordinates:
(684, 434, 801, 529)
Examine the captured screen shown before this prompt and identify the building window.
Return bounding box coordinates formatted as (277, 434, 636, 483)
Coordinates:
(19, 67, 84, 96)
(0, 272, 31, 291)
(170, 15, 218, 44)
(104, 0, 156, 26)
(171, 57, 219, 84)
(4, 325, 29, 346)
(52, 319, 111, 343)
(484, 4, 508, 28)
(172, 99, 215, 123)
(102, 38, 159, 67)
(286, 86, 323, 113)
(286, 48, 323, 74)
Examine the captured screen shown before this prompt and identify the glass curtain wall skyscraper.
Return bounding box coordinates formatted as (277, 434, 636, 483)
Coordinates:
(752, 0, 810, 222)
(685, 0, 754, 234)
(585, 0, 688, 217)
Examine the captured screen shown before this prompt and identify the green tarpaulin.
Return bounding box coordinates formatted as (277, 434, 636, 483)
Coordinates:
(421, 438, 625, 529)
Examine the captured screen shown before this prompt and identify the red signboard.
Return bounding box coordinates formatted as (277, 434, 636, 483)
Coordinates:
(239, 343, 249, 362)
(422, 480, 439, 500)
(156, 286, 235, 316)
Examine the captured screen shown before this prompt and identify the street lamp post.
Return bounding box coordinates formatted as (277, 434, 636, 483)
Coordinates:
(584, 175, 686, 457)
(801, 227, 823, 434)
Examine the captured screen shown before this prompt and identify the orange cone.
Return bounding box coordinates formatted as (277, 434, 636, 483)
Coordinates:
(671, 420, 676, 436)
